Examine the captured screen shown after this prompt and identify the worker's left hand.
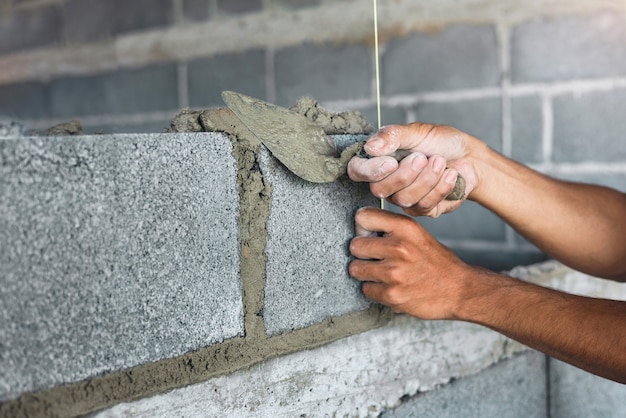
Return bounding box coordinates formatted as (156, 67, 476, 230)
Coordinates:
(349, 207, 471, 320)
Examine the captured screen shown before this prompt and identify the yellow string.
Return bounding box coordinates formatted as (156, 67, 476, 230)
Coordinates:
(373, 0, 384, 210)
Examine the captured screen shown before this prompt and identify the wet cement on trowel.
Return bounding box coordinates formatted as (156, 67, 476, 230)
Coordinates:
(0, 99, 390, 418)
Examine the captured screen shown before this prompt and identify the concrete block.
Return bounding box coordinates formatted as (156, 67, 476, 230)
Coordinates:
(0, 81, 51, 120)
(511, 95, 543, 164)
(101, 64, 179, 114)
(512, 12, 626, 83)
(111, 0, 174, 35)
(188, 50, 267, 108)
(553, 89, 626, 163)
(413, 97, 502, 152)
(0, 133, 243, 402)
(550, 358, 626, 418)
(359, 106, 407, 127)
(381, 351, 547, 418)
(62, 0, 115, 43)
(453, 247, 548, 272)
(183, 0, 211, 22)
(274, 43, 371, 106)
(50, 75, 108, 118)
(382, 25, 499, 95)
(271, 0, 322, 11)
(410, 201, 505, 241)
(0, 5, 62, 54)
(217, 0, 263, 15)
(260, 146, 378, 335)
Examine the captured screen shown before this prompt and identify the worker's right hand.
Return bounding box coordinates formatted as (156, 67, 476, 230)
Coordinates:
(347, 123, 482, 217)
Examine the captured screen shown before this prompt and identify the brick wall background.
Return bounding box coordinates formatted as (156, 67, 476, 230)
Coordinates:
(2, 0, 626, 271)
(2, 1, 626, 416)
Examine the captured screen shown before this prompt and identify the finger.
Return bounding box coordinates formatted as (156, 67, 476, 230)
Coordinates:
(354, 207, 416, 238)
(347, 155, 398, 183)
(369, 152, 427, 199)
(348, 259, 390, 283)
(361, 281, 387, 303)
(388, 155, 453, 209)
(363, 125, 409, 157)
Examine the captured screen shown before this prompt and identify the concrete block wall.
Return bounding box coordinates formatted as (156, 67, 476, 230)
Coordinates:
(1, 0, 626, 416)
(2, 0, 626, 270)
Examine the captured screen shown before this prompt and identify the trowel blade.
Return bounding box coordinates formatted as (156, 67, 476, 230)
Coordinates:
(222, 91, 344, 183)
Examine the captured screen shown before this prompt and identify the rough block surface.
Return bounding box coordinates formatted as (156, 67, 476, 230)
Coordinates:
(0, 133, 243, 402)
(512, 12, 626, 83)
(550, 359, 626, 418)
(261, 147, 378, 335)
(381, 351, 547, 418)
(382, 25, 499, 95)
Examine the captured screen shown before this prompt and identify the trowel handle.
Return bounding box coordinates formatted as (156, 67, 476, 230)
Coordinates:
(358, 145, 465, 201)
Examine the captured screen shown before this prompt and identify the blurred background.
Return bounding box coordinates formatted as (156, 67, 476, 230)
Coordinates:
(1, 0, 625, 270)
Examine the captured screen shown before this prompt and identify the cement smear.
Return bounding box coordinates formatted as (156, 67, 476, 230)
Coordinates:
(0, 98, 390, 418)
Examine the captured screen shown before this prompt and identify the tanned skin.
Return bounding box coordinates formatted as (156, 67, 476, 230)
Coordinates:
(347, 123, 626, 384)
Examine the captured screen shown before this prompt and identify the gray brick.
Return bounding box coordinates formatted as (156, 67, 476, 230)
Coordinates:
(359, 105, 407, 128)
(397, 201, 505, 241)
(270, 0, 321, 10)
(50, 75, 108, 118)
(413, 97, 502, 152)
(454, 247, 548, 272)
(183, 0, 211, 21)
(511, 95, 543, 163)
(261, 146, 378, 335)
(102, 64, 179, 114)
(382, 25, 499, 95)
(62, 0, 115, 43)
(382, 351, 547, 418)
(111, 0, 174, 35)
(0, 5, 62, 54)
(0, 81, 50, 119)
(217, 0, 262, 14)
(512, 12, 626, 83)
(275, 43, 371, 106)
(553, 89, 626, 163)
(0, 133, 242, 402)
(188, 50, 267, 108)
(550, 358, 626, 418)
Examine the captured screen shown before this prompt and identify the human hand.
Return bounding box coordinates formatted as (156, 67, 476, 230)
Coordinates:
(349, 207, 472, 320)
(347, 123, 481, 217)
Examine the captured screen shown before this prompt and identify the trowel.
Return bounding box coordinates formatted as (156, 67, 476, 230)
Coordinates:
(222, 91, 465, 200)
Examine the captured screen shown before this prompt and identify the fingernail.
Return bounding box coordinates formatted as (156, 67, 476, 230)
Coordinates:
(444, 169, 458, 185)
(366, 137, 384, 152)
(433, 156, 446, 173)
(411, 153, 427, 170)
(379, 159, 396, 174)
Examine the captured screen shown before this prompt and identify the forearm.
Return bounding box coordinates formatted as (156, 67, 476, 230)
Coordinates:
(469, 145, 626, 280)
(455, 269, 626, 383)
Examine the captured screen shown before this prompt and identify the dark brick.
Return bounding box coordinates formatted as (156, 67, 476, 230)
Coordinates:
(270, 0, 321, 10)
(50, 75, 107, 118)
(454, 248, 548, 272)
(216, 0, 262, 15)
(84, 120, 171, 135)
(0, 5, 62, 54)
(188, 50, 266, 108)
(62, 0, 116, 43)
(413, 97, 502, 152)
(0, 81, 50, 119)
(111, 0, 174, 35)
(275, 43, 371, 106)
(102, 64, 179, 114)
(382, 25, 500, 95)
(553, 88, 626, 163)
(511, 95, 543, 163)
(512, 12, 626, 83)
(183, 0, 211, 21)
(407, 201, 505, 241)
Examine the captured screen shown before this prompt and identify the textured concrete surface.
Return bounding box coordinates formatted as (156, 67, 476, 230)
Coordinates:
(550, 359, 626, 418)
(261, 146, 378, 335)
(91, 316, 526, 418)
(0, 133, 243, 402)
(381, 351, 547, 418)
